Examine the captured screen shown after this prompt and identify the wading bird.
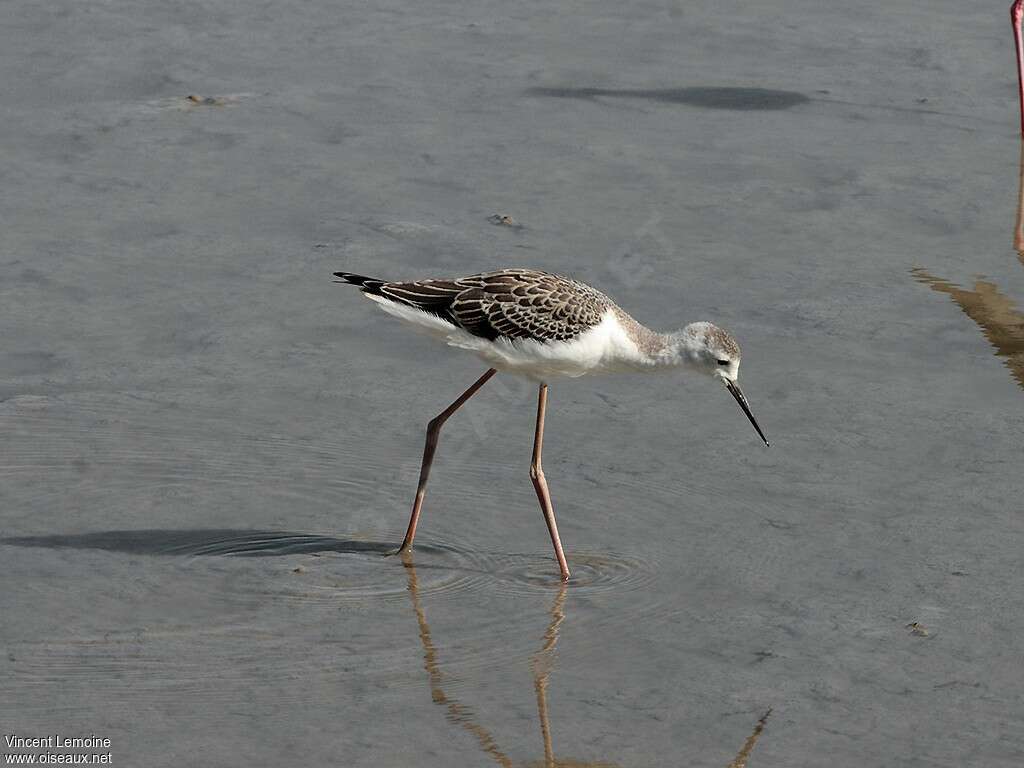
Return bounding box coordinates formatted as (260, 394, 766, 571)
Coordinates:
(334, 268, 768, 581)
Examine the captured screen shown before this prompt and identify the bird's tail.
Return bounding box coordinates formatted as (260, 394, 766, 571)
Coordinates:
(333, 271, 386, 295)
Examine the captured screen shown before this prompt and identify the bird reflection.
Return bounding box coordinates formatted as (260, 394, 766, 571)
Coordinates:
(400, 555, 770, 767)
(911, 269, 1024, 387)
(910, 142, 1024, 390)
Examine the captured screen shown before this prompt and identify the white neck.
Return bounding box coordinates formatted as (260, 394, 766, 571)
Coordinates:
(648, 323, 711, 369)
(607, 310, 712, 373)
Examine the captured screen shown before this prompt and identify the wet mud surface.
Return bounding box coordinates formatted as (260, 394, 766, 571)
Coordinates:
(2, 1, 1024, 766)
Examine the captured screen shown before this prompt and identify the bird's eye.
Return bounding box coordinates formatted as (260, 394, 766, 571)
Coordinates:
(717, 359, 729, 366)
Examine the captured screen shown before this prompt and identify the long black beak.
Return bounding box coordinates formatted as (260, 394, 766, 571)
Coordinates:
(725, 380, 769, 447)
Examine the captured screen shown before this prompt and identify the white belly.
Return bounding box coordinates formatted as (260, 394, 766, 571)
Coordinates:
(365, 298, 646, 380)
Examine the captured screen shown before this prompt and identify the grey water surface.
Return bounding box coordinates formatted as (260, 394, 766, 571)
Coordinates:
(2, 1, 1023, 766)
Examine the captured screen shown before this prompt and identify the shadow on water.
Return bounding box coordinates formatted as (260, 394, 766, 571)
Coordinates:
(0, 529, 653, 590)
(402, 555, 772, 767)
(911, 142, 1024, 391)
(0, 529, 397, 557)
(525, 86, 809, 111)
(524, 85, 986, 130)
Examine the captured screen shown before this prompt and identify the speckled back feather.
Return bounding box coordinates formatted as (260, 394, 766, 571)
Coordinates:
(335, 268, 612, 343)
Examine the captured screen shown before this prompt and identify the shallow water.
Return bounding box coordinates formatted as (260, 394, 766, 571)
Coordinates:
(2, 1, 1024, 766)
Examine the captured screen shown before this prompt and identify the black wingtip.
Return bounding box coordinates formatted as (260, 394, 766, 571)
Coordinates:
(332, 271, 386, 294)
(333, 271, 374, 284)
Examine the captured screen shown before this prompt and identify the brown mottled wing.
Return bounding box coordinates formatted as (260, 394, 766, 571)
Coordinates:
(462, 270, 611, 341)
(376, 269, 611, 342)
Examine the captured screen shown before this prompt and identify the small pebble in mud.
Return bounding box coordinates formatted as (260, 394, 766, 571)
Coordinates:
(187, 94, 225, 106)
(906, 622, 929, 637)
(487, 213, 522, 228)
(292, 566, 305, 574)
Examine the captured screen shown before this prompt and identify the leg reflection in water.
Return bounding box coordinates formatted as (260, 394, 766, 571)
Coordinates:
(400, 555, 771, 768)
(402, 554, 515, 767)
(724, 709, 771, 768)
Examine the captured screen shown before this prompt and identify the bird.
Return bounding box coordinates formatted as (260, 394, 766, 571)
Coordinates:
(333, 267, 769, 581)
(1013, 0, 1024, 134)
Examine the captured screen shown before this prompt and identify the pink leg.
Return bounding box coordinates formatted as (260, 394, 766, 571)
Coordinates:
(530, 383, 571, 582)
(398, 368, 497, 553)
(1013, 1, 1024, 135)
(1015, 139, 1024, 258)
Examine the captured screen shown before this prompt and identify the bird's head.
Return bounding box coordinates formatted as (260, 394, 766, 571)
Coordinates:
(682, 322, 769, 447)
